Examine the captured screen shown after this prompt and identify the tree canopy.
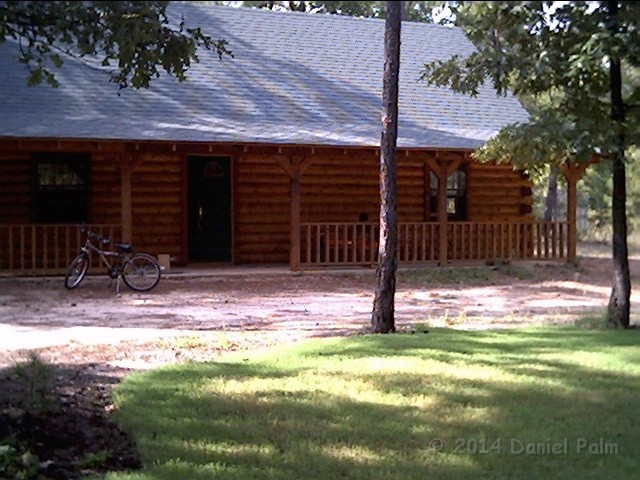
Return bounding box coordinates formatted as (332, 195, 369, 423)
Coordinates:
(0, 1, 231, 89)
(423, 1, 640, 167)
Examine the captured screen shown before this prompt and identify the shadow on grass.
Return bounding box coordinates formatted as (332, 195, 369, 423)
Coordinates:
(112, 329, 640, 480)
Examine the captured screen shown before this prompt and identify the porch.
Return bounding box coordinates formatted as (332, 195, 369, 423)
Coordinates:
(285, 152, 587, 271)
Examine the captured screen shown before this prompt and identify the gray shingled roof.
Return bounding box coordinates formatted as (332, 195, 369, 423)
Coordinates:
(0, 2, 529, 149)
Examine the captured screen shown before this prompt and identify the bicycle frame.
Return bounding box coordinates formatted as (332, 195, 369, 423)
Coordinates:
(79, 238, 126, 273)
(73, 230, 137, 293)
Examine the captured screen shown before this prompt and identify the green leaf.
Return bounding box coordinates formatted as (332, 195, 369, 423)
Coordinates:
(27, 67, 43, 87)
(2, 1, 232, 90)
(49, 53, 63, 68)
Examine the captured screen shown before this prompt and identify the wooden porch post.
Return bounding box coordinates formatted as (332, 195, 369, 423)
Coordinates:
(290, 158, 301, 271)
(436, 169, 448, 266)
(120, 155, 133, 244)
(426, 158, 448, 266)
(425, 158, 463, 266)
(276, 152, 315, 272)
(561, 162, 589, 265)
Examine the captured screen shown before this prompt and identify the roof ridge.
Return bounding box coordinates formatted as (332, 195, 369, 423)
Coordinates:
(186, 1, 452, 30)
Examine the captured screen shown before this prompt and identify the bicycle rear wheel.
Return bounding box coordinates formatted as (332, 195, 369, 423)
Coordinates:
(64, 253, 89, 289)
(122, 253, 161, 291)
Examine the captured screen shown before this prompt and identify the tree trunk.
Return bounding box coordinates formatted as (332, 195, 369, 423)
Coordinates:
(606, 0, 631, 328)
(608, 152, 630, 328)
(544, 166, 558, 222)
(372, 1, 402, 334)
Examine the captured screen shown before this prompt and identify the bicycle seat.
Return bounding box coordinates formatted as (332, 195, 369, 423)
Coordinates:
(116, 243, 133, 253)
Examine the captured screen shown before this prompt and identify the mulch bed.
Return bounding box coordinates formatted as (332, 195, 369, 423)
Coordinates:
(0, 358, 140, 479)
(0, 336, 280, 479)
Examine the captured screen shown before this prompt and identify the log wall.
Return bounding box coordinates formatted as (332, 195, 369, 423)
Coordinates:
(0, 153, 31, 223)
(235, 155, 290, 264)
(0, 154, 34, 270)
(397, 157, 426, 222)
(130, 153, 183, 260)
(70, 151, 184, 262)
(0, 141, 536, 270)
(467, 162, 532, 221)
(90, 153, 120, 226)
(302, 155, 379, 223)
(299, 155, 430, 223)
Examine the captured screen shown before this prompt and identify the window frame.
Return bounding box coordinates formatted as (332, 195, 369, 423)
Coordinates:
(32, 153, 90, 223)
(428, 164, 468, 221)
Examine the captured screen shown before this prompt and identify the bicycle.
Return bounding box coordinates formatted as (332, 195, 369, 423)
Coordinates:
(64, 225, 161, 293)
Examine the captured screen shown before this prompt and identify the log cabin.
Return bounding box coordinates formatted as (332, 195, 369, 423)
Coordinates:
(0, 3, 584, 275)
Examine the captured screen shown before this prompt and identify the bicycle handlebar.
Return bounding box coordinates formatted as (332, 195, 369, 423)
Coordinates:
(77, 224, 111, 245)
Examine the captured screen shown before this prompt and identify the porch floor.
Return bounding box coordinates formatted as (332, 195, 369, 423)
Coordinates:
(1, 257, 570, 280)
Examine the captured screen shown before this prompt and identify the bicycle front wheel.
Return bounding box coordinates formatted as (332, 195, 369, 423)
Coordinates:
(122, 253, 161, 291)
(64, 253, 89, 289)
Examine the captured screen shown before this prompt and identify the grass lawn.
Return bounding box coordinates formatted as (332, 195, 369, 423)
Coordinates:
(107, 328, 640, 480)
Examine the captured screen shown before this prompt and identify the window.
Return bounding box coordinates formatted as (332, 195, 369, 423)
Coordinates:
(33, 154, 89, 223)
(429, 167, 467, 220)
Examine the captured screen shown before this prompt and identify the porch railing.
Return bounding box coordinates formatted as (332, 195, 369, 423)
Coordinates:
(301, 222, 381, 267)
(0, 224, 122, 275)
(1, 221, 569, 274)
(301, 221, 569, 267)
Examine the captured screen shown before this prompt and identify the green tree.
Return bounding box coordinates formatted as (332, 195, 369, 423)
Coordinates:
(422, 1, 640, 328)
(371, 0, 402, 334)
(0, 0, 231, 89)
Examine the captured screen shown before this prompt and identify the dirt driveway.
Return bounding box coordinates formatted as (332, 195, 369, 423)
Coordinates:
(1, 242, 636, 370)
